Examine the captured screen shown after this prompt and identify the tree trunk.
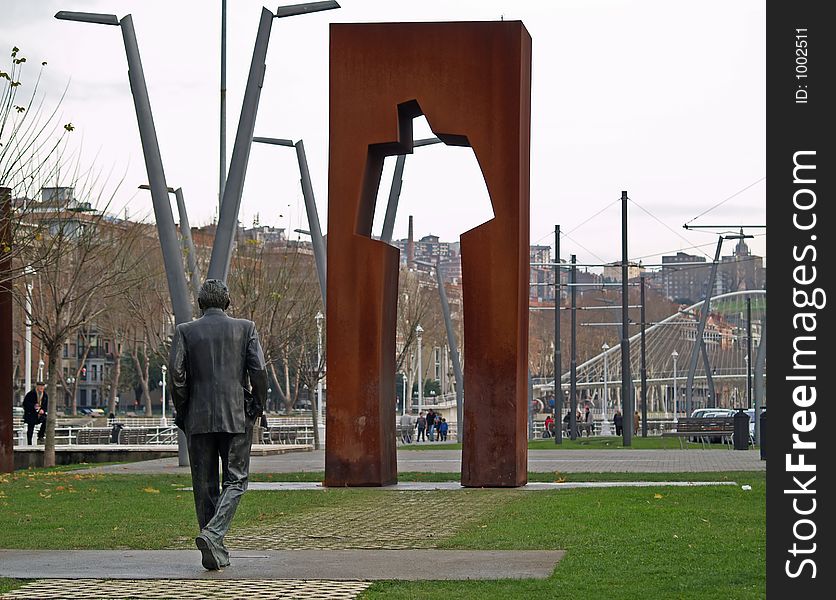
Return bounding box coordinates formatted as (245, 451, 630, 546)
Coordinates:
(283, 353, 291, 415)
(109, 344, 122, 415)
(129, 345, 152, 417)
(268, 363, 287, 412)
(43, 347, 61, 468)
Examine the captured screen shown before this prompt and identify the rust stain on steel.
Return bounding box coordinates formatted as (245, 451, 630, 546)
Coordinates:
(325, 22, 531, 487)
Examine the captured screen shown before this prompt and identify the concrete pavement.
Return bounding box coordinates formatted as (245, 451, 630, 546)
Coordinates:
(76, 448, 765, 475)
(0, 549, 564, 581)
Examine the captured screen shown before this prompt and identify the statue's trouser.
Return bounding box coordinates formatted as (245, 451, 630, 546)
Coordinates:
(188, 428, 253, 559)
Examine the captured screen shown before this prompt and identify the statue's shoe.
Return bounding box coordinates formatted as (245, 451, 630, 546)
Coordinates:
(195, 534, 220, 570)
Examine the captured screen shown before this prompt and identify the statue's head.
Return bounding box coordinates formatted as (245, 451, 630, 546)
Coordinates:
(198, 279, 230, 312)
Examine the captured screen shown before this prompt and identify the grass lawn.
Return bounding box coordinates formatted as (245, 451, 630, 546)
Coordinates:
(0, 469, 764, 599)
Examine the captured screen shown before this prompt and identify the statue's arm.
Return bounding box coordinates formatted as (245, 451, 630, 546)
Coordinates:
(170, 326, 189, 429)
(245, 322, 268, 416)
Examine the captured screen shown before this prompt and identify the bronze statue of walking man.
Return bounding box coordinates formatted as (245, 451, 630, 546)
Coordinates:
(169, 279, 268, 570)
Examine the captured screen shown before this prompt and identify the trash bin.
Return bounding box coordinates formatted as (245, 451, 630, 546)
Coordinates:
(759, 411, 766, 460)
(733, 408, 749, 450)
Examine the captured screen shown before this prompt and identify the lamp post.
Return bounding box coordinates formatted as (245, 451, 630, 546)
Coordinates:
(253, 137, 327, 307)
(24, 266, 34, 395)
(416, 324, 424, 413)
(160, 364, 168, 426)
(401, 373, 408, 416)
(66, 376, 75, 413)
(671, 350, 679, 420)
(601, 343, 610, 435)
(38, 359, 44, 383)
(315, 311, 324, 427)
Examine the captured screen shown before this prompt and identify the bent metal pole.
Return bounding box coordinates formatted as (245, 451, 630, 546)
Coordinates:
(208, 7, 274, 282)
(120, 15, 193, 467)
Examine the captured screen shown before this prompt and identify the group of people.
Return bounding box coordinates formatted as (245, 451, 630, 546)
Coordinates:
(539, 405, 641, 438)
(612, 409, 640, 436)
(558, 405, 596, 437)
(415, 409, 449, 442)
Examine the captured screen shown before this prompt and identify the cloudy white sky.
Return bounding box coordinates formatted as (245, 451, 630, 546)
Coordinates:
(2, 0, 765, 269)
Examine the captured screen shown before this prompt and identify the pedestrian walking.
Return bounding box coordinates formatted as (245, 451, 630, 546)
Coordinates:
(613, 410, 623, 436)
(416, 412, 427, 442)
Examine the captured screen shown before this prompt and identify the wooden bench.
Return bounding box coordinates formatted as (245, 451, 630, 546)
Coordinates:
(661, 417, 735, 449)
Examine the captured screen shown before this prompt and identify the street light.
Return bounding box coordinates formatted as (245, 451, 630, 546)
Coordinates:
(66, 376, 75, 412)
(253, 137, 327, 307)
(671, 350, 679, 420)
(315, 311, 324, 427)
(401, 373, 408, 416)
(601, 342, 610, 435)
(416, 324, 424, 413)
(38, 359, 44, 383)
(24, 266, 34, 395)
(160, 364, 168, 426)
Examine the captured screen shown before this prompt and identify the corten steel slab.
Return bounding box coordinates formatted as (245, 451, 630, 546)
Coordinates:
(325, 22, 531, 487)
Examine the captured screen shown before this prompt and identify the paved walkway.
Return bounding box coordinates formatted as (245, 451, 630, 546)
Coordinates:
(77, 448, 765, 475)
(0, 549, 564, 581)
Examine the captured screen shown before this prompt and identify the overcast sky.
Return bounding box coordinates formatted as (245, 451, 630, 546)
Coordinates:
(2, 0, 765, 269)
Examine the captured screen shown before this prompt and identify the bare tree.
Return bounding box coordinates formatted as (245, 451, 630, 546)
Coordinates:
(19, 193, 147, 466)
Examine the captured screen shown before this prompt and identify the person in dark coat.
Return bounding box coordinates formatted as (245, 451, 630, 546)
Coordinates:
(170, 279, 268, 571)
(22, 382, 47, 445)
(613, 410, 623, 436)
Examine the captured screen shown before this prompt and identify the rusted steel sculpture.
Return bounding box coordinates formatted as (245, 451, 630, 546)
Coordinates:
(325, 21, 531, 487)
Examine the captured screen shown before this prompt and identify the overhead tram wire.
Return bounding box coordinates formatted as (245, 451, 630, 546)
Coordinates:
(531, 196, 621, 246)
(684, 176, 766, 226)
(627, 197, 713, 260)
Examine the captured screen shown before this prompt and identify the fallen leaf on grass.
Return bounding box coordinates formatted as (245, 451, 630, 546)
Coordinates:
(654, 493, 663, 499)
(39, 492, 51, 499)
(142, 487, 160, 494)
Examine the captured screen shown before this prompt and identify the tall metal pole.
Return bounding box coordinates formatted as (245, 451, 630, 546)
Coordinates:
(219, 0, 227, 209)
(25, 278, 33, 393)
(672, 351, 678, 419)
(120, 14, 194, 466)
(640, 275, 648, 437)
(173, 188, 200, 302)
(416, 325, 424, 414)
(208, 7, 274, 281)
(120, 16, 193, 324)
(620, 191, 632, 446)
(601, 343, 610, 435)
(434, 264, 464, 446)
(753, 316, 766, 445)
(569, 254, 577, 440)
(296, 140, 327, 307)
(746, 296, 753, 409)
(315, 311, 324, 447)
(553, 225, 562, 444)
(381, 155, 406, 244)
(685, 237, 724, 416)
(160, 364, 168, 426)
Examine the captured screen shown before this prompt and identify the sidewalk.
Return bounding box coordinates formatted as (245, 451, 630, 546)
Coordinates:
(76, 448, 766, 475)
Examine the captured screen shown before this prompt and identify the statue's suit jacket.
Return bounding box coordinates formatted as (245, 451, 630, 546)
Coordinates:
(170, 308, 268, 435)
